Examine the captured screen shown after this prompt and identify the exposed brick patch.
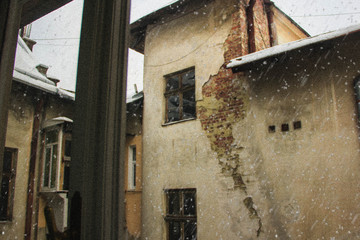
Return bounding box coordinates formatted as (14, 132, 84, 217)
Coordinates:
(198, 1, 271, 237)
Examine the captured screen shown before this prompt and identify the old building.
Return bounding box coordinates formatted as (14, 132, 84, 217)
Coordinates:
(129, 0, 311, 239)
(225, 25, 360, 239)
(125, 91, 143, 240)
(0, 35, 74, 240)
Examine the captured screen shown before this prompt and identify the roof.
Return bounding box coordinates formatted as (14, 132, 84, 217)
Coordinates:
(43, 116, 73, 128)
(129, 0, 308, 54)
(20, 0, 73, 28)
(13, 36, 75, 101)
(227, 24, 360, 71)
(126, 91, 144, 104)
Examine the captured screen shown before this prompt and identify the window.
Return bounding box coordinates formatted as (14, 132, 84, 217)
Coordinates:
(0, 148, 17, 221)
(42, 128, 60, 190)
(165, 189, 197, 240)
(355, 78, 360, 121)
(128, 145, 136, 190)
(165, 68, 196, 123)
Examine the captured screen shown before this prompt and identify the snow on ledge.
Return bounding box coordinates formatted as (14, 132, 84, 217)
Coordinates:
(227, 24, 360, 69)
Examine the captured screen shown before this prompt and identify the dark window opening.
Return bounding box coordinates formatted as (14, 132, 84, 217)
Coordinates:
(165, 68, 196, 123)
(0, 148, 17, 221)
(281, 123, 289, 132)
(165, 189, 197, 240)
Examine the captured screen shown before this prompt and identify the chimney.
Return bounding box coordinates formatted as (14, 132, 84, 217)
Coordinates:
(47, 77, 60, 86)
(22, 37, 36, 51)
(36, 64, 49, 76)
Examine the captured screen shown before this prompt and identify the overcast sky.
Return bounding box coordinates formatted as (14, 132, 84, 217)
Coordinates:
(29, 0, 360, 95)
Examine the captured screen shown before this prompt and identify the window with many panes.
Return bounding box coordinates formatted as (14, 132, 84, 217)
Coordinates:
(165, 189, 196, 240)
(128, 145, 136, 190)
(164, 68, 196, 123)
(0, 147, 17, 221)
(43, 128, 60, 190)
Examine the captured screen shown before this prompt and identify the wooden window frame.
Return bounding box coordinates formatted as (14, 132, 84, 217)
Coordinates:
(0, 147, 17, 222)
(164, 68, 196, 123)
(165, 188, 197, 240)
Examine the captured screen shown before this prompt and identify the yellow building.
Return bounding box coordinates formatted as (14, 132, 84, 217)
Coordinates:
(0, 36, 74, 240)
(124, 92, 143, 240)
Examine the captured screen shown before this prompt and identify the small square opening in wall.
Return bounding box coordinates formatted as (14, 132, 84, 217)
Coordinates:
(281, 123, 289, 132)
(268, 125, 276, 133)
(293, 121, 302, 130)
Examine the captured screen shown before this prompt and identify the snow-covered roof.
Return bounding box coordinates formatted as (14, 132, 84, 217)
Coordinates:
(227, 24, 360, 70)
(126, 91, 144, 104)
(43, 116, 73, 129)
(12, 36, 75, 101)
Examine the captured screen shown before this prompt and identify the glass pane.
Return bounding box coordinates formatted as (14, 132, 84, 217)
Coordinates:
(46, 130, 58, 144)
(167, 95, 180, 122)
(43, 148, 51, 187)
(182, 70, 195, 87)
(184, 192, 196, 216)
(182, 91, 196, 119)
(169, 221, 181, 240)
(50, 145, 58, 188)
(184, 221, 197, 240)
(168, 192, 180, 215)
(167, 76, 179, 91)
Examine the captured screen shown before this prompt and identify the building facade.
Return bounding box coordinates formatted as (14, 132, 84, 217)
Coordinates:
(0, 36, 74, 240)
(130, 0, 311, 239)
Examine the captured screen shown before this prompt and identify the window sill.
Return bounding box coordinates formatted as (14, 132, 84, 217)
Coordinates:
(0, 220, 12, 224)
(40, 190, 68, 194)
(162, 117, 196, 126)
(125, 189, 142, 193)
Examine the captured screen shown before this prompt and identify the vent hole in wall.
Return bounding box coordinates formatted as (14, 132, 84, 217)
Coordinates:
(281, 123, 289, 132)
(293, 121, 302, 130)
(268, 125, 276, 133)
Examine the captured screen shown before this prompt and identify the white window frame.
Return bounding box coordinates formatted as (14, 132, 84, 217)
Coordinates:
(128, 145, 136, 190)
(42, 126, 63, 191)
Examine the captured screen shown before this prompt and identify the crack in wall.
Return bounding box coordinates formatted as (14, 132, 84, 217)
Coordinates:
(198, 0, 271, 237)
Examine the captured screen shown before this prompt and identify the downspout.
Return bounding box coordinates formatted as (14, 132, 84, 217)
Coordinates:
(265, 0, 278, 46)
(24, 95, 45, 240)
(246, 0, 256, 53)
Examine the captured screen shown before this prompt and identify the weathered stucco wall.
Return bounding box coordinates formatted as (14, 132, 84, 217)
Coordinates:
(242, 38, 360, 239)
(273, 7, 308, 45)
(0, 83, 74, 240)
(141, 0, 312, 239)
(125, 134, 142, 239)
(0, 87, 35, 240)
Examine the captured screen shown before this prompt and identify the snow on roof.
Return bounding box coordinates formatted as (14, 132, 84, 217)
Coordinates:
(43, 116, 73, 128)
(126, 91, 144, 104)
(13, 36, 74, 101)
(227, 24, 360, 70)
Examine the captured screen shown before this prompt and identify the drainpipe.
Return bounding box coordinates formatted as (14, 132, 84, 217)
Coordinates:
(246, 0, 256, 53)
(24, 95, 45, 240)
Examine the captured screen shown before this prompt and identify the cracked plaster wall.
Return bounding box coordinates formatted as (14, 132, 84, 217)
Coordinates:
(141, 0, 308, 239)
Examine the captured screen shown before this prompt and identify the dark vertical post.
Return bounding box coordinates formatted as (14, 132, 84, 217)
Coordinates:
(70, 0, 130, 239)
(0, 0, 22, 188)
(24, 97, 44, 240)
(246, 0, 256, 53)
